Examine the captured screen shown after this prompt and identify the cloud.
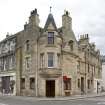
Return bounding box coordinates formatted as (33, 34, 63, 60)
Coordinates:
(0, 0, 105, 54)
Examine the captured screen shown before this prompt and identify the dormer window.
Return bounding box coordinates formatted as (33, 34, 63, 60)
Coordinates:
(48, 32, 54, 44)
(69, 40, 74, 51)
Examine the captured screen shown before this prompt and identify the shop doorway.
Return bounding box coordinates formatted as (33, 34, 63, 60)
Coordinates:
(2, 76, 10, 94)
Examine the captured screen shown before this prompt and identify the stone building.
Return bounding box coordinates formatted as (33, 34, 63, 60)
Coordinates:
(101, 56, 105, 91)
(0, 34, 16, 95)
(78, 35, 102, 94)
(0, 9, 102, 97)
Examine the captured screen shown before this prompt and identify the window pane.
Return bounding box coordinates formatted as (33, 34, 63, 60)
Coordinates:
(48, 53, 54, 67)
(70, 44, 73, 51)
(87, 80, 90, 89)
(57, 54, 60, 67)
(21, 78, 25, 89)
(48, 32, 54, 44)
(26, 57, 30, 69)
(26, 40, 30, 51)
(78, 79, 80, 88)
(40, 53, 44, 68)
(30, 78, 35, 89)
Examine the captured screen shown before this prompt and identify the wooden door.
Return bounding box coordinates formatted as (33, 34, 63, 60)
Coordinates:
(46, 80, 55, 97)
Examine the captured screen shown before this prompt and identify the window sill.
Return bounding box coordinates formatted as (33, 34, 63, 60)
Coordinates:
(45, 44, 56, 47)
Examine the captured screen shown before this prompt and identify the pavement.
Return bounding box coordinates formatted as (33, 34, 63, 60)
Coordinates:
(0, 93, 105, 105)
(37, 92, 105, 101)
(1, 92, 105, 101)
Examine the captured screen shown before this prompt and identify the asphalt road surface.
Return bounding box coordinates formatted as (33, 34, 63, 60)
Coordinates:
(0, 95, 105, 105)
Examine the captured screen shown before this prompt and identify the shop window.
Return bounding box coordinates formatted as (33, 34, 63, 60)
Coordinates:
(64, 78, 71, 90)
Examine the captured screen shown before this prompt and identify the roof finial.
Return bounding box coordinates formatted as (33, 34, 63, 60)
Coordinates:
(50, 6, 52, 13)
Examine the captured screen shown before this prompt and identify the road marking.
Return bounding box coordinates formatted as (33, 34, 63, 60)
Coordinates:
(97, 102, 105, 105)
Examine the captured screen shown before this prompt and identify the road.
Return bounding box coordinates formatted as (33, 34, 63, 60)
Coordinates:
(0, 95, 105, 105)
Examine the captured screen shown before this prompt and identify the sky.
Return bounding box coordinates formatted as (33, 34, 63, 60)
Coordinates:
(0, 0, 105, 55)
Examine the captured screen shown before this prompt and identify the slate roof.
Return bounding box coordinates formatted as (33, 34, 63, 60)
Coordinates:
(44, 13, 57, 31)
(0, 34, 16, 44)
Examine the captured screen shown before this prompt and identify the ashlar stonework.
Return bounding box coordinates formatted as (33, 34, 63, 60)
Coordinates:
(0, 9, 102, 97)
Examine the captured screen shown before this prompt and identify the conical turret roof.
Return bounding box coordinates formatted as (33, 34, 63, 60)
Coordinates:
(44, 13, 57, 31)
